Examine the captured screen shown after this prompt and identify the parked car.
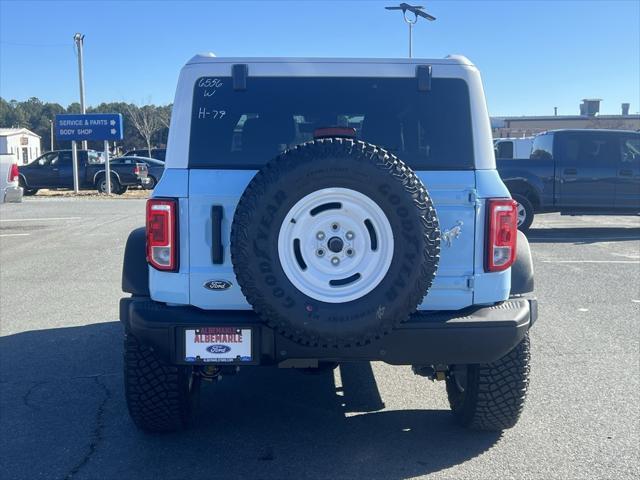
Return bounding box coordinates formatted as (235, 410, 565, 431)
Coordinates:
(123, 148, 166, 162)
(494, 137, 534, 159)
(120, 55, 537, 433)
(18, 149, 149, 195)
(0, 153, 22, 203)
(498, 129, 640, 231)
(110, 156, 164, 189)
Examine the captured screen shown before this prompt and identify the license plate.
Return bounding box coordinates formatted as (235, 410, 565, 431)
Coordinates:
(184, 327, 252, 363)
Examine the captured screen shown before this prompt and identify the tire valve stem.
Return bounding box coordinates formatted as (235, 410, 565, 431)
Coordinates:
(316, 231, 325, 240)
(331, 257, 340, 266)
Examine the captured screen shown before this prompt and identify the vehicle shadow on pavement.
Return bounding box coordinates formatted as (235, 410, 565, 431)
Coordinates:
(0, 322, 501, 480)
(526, 226, 640, 244)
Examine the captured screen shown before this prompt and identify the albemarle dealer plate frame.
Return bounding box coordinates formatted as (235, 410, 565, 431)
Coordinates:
(181, 326, 256, 364)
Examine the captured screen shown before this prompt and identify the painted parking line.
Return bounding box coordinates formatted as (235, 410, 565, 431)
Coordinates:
(611, 252, 640, 260)
(542, 260, 640, 264)
(0, 233, 30, 237)
(0, 217, 82, 222)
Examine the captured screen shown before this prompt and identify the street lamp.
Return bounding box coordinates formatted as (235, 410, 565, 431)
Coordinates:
(73, 33, 87, 149)
(385, 3, 436, 58)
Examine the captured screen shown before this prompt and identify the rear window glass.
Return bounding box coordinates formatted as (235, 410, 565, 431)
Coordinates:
(495, 141, 514, 159)
(87, 151, 103, 164)
(530, 134, 554, 160)
(189, 76, 474, 170)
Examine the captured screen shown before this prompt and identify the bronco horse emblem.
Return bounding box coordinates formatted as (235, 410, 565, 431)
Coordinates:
(442, 220, 464, 247)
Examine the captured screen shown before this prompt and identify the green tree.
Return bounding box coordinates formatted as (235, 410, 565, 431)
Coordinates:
(0, 96, 172, 154)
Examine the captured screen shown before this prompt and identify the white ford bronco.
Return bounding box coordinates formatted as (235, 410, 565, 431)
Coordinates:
(120, 54, 537, 432)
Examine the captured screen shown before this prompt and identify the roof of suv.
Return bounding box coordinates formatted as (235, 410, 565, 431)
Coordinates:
(186, 54, 474, 67)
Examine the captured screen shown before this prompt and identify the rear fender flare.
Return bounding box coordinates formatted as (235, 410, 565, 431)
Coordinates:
(122, 227, 149, 296)
(511, 230, 534, 295)
(93, 170, 122, 186)
(17, 173, 29, 188)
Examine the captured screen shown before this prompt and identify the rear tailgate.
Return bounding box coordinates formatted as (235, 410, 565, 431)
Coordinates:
(187, 169, 476, 311)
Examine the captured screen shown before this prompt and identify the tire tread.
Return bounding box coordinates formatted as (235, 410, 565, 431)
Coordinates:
(124, 334, 194, 432)
(447, 333, 531, 431)
(230, 138, 440, 347)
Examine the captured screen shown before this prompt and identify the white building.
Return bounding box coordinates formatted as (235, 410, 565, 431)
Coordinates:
(0, 128, 42, 165)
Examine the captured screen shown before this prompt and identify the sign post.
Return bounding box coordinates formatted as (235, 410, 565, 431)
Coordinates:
(104, 140, 111, 194)
(54, 113, 124, 195)
(71, 141, 80, 193)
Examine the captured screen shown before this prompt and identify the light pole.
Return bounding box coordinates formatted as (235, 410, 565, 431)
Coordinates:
(73, 33, 87, 149)
(49, 119, 54, 151)
(385, 3, 436, 58)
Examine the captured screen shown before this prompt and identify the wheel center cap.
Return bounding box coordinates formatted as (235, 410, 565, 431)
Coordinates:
(327, 236, 344, 253)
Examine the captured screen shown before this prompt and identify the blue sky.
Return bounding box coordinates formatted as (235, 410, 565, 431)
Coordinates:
(0, 0, 638, 116)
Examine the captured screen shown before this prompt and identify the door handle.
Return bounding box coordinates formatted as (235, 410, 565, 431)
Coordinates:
(211, 206, 224, 264)
(563, 168, 577, 175)
(52, 168, 59, 172)
(619, 169, 633, 177)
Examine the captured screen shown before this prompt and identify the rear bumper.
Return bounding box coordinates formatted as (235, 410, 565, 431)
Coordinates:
(120, 297, 536, 366)
(3, 185, 23, 203)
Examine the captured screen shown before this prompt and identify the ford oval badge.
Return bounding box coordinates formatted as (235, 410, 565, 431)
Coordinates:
(206, 344, 231, 354)
(204, 280, 232, 291)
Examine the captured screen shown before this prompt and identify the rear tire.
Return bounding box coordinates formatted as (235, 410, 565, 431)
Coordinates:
(513, 194, 534, 233)
(124, 334, 199, 432)
(97, 175, 121, 195)
(18, 177, 38, 196)
(144, 176, 157, 190)
(446, 333, 531, 431)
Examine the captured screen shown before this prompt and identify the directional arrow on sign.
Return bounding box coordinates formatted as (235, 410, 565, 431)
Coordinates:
(110, 128, 116, 134)
(110, 120, 116, 126)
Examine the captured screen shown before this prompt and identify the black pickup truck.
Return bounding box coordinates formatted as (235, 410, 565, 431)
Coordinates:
(18, 149, 148, 195)
(498, 129, 640, 231)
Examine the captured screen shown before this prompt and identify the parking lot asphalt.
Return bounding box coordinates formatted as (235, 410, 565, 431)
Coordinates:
(1, 197, 638, 480)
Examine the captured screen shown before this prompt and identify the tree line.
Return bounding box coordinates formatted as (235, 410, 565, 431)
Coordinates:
(0, 97, 171, 154)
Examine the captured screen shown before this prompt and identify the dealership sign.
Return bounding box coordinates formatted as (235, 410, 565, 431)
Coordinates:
(54, 113, 123, 141)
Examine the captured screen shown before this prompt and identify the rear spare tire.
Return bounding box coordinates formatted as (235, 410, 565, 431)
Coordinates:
(231, 138, 440, 347)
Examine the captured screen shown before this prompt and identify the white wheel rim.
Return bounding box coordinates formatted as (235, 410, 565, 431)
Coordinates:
(278, 187, 394, 303)
(516, 202, 527, 227)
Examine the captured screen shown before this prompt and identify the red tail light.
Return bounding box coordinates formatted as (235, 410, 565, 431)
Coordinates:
(146, 198, 178, 271)
(134, 165, 140, 175)
(485, 199, 518, 272)
(9, 163, 19, 182)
